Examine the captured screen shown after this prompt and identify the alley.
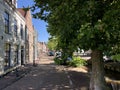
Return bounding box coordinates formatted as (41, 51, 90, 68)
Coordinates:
(2, 53, 89, 90)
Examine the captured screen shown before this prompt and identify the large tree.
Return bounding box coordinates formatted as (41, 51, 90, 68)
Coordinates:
(32, 0, 120, 90)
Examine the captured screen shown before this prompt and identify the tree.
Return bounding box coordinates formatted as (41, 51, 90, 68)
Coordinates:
(78, 1, 120, 89)
(32, 0, 120, 89)
(45, 1, 80, 63)
(47, 37, 58, 50)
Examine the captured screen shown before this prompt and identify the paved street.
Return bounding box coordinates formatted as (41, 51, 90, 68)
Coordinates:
(2, 53, 90, 90)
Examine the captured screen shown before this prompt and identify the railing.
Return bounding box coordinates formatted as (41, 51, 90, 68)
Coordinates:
(106, 77, 120, 90)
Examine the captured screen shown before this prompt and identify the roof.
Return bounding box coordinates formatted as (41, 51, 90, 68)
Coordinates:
(17, 8, 26, 17)
(17, 8, 34, 32)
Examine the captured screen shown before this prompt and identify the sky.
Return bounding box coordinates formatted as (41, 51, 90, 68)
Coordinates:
(17, 0, 50, 42)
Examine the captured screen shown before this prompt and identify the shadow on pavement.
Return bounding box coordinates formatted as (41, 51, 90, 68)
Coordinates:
(29, 62, 90, 90)
(0, 55, 90, 90)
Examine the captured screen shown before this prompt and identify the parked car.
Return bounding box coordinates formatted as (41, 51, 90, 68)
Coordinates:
(47, 51, 54, 56)
(55, 51, 62, 58)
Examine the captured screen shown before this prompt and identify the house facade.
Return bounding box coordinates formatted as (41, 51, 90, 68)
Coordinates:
(17, 8, 38, 64)
(0, 0, 38, 75)
(0, 0, 28, 75)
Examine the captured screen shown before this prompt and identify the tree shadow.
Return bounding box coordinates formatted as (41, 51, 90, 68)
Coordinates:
(27, 62, 90, 90)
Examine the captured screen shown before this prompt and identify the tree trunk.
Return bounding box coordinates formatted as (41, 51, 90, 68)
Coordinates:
(89, 50, 110, 90)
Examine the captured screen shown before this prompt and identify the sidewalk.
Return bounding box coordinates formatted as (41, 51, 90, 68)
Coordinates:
(0, 64, 33, 90)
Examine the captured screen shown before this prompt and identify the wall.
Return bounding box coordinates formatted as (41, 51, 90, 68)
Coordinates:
(0, 0, 26, 75)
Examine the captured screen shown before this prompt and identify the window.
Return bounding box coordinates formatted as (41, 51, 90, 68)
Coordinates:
(4, 43, 11, 69)
(25, 26, 28, 40)
(4, 12, 9, 34)
(14, 45, 19, 65)
(14, 19, 17, 36)
(20, 24, 23, 39)
(21, 46, 24, 65)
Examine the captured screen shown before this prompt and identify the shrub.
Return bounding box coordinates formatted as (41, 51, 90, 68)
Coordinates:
(111, 54, 120, 61)
(54, 56, 87, 67)
(54, 57, 64, 65)
(68, 57, 87, 67)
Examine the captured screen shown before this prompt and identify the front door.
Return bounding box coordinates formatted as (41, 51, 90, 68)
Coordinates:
(21, 46, 24, 65)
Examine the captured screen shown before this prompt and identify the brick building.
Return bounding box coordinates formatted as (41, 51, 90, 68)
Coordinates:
(17, 8, 38, 64)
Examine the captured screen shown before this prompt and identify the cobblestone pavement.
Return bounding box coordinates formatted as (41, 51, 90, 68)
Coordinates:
(1, 53, 90, 90)
(0, 64, 33, 90)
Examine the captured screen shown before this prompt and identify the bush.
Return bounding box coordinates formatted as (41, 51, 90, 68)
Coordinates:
(54, 56, 87, 67)
(54, 57, 64, 65)
(68, 57, 87, 67)
(111, 54, 120, 61)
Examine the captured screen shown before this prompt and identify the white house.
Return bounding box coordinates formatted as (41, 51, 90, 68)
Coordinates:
(0, 0, 27, 75)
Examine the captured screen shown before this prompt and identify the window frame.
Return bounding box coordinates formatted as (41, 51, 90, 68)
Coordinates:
(4, 12, 10, 34)
(20, 24, 24, 39)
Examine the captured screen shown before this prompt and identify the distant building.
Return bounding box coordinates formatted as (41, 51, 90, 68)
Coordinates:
(37, 42, 48, 55)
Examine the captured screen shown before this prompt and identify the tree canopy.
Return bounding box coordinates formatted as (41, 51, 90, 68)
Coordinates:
(32, 0, 120, 54)
(32, 0, 120, 89)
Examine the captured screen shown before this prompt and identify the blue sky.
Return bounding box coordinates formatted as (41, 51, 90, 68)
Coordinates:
(17, 0, 49, 42)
